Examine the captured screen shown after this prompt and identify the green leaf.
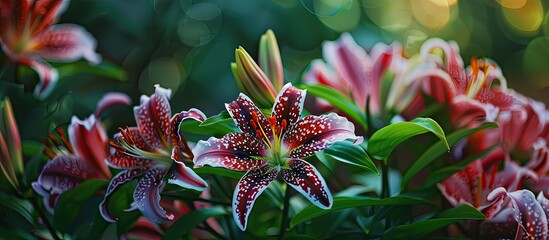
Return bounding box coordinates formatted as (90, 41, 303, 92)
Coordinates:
(298, 84, 367, 131)
(193, 166, 244, 179)
(400, 122, 498, 189)
(382, 204, 485, 239)
(323, 141, 378, 174)
(57, 61, 127, 81)
(200, 110, 233, 126)
(0, 192, 35, 227)
(54, 179, 108, 233)
(290, 194, 431, 228)
(368, 118, 449, 162)
(162, 206, 228, 239)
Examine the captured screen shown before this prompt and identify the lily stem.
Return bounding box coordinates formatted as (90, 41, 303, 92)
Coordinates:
(31, 197, 61, 240)
(381, 160, 389, 199)
(278, 184, 291, 240)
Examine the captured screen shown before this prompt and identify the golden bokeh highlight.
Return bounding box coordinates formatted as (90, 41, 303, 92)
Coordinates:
(502, 0, 543, 33)
(410, 0, 451, 29)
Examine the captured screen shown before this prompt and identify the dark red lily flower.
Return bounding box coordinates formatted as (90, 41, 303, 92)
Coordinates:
(0, 0, 101, 98)
(100, 85, 208, 224)
(193, 83, 358, 230)
(32, 92, 131, 212)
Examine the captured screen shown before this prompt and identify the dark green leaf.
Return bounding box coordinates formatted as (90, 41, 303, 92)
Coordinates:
(193, 166, 244, 179)
(382, 204, 485, 240)
(400, 122, 498, 189)
(290, 194, 431, 228)
(297, 84, 367, 131)
(162, 206, 228, 239)
(368, 118, 449, 162)
(199, 110, 232, 126)
(54, 179, 108, 233)
(324, 141, 378, 174)
(0, 192, 35, 227)
(57, 61, 127, 81)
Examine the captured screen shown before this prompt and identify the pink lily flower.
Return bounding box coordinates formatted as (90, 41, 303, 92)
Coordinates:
(193, 83, 358, 230)
(32, 92, 131, 212)
(0, 97, 23, 191)
(100, 85, 208, 224)
(0, 0, 101, 98)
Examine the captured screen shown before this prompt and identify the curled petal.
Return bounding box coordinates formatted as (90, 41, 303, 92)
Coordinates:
(285, 113, 357, 159)
(94, 92, 132, 117)
(99, 167, 148, 222)
(233, 165, 278, 230)
(487, 188, 548, 240)
(450, 95, 499, 128)
(170, 108, 206, 160)
(36, 24, 101, 64)
(537, 192, 549, 221)
(133, 168, 174, 224)
(281, 159, 332, 209)
(272, 83, 305, 128)
(134, 85, 172, 148)
(27, 60, 58, 99)
(105, 153, 153, 170)
(226, 93, 272, 140)
(193, 133, 267, 171)
(68, 115, 110, 177)
(33, 155, 102, 213)
(168, 161, 208, 191)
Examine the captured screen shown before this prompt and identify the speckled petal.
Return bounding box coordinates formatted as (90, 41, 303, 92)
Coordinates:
(36, 24, 101, 64)
(272, 83, 305, 128)
(233, 165, 278, 230)
(537, 192, 549, 222)
(168, 161, 208, 191)
(68, 115, 110, 177)
(170, 108, 206, 160)
(134, 85, 172, 149)
(99, 167, 149, 222)
(105, 153, 153, 170)
(27, 60, 58, 99)
(134, 168, 174, 223)
(487, 188, 548, 240)
(225, 93, 272, 140)
(193, 132, 267, 171)
(280, 159, 332, 209)
(94, 92, 132, 117)
(285, 113, 357, 159)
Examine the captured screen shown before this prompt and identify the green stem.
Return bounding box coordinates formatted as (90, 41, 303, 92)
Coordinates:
(381, 160, 389, 199)
(278, 184, 291, 240)
(31, 197, 61, 240)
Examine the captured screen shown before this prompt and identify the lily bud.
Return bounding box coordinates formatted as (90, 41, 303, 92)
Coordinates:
(0, 98, 23, 190)
(259, 29, 284, 90)
(232, 46, 278, 108)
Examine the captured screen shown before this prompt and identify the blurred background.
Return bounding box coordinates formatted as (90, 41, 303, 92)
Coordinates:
(2, 0, 549, 140)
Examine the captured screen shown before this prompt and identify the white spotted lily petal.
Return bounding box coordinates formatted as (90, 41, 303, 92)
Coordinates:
(100, 85, 208, 223)
(193, 83, 358, 230)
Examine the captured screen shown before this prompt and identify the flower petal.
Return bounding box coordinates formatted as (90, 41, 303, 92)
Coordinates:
(272, 83, 305, 128)
(285, 113, 357, 159)
(193, 133, 267, 171)
(33, 155, 101, 213)
(68, 115, 110, 177)
(122, 217, 164, 240)
(233, 165, 278, 230)
(170, 108, 206, 160)
(35, 24, 101, 64)
(105, 153, 153, 170)
(487, 188, 548, 240)
(280, 159, 332, 209)
(133, 168, 174, 224)
(99, 167, 148, 222)
(134, 85, 172, 149)
(94, 92, 132, 117)
(27, 60, 58, 99)
(226, 93, 272, 140)
(168, 161, 208, 191)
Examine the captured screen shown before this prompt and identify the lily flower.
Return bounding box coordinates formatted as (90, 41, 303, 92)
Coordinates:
(0, 97, 23, 191)
(193, 83, 358, 230)
(100, 85, 208, 224)
(232, 30, 284, 108)
(32, 92, 131, 212)
(0, 0, 101, 98)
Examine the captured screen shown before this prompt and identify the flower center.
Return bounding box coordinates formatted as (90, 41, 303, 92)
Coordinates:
(249, 111, 288, 165)
(109, 127, 173, 166)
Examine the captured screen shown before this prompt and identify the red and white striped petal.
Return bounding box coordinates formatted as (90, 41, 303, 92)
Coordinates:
(105, 153, 153, 170)
(68, 115, 110, 177)
(285, 113, 357, 159)
(193, 133, 267, 171)
(27, 60, 58, 99)
(487, 188, 548, 239)
(133, 168, 174, 224)
(134, 85, 172, 149)
(272, 83, 305, 128)
(537, 192, 549, 222)
(170, 108, 206, 160)
(168, 161, 208, 191)
(99, 167, 149, 222)
(225, 93, 272, 140)
(233, 165, 278, 230)
(94, 92, 132, 117)
(280, 159, 332, 209)
(35, 24, 101, 64)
